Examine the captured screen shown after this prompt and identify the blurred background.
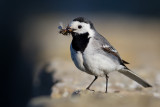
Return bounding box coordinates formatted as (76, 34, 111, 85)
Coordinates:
(1, 0, 160, 107)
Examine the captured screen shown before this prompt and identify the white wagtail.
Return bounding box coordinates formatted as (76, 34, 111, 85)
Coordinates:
(59, 17, 152, 93)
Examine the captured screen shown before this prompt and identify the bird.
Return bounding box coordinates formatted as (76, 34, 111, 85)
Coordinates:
(60, 17, 152, 93)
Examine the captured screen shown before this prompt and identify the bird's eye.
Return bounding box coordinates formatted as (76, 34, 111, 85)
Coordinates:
(78, 25, 82, 29)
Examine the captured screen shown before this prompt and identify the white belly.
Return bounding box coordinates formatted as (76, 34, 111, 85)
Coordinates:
(83, 53, 117, 76)
(70, 44, 85, 71)
(82, 38, 119, 76)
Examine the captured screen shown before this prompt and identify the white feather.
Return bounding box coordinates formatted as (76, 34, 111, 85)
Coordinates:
(102, 44, 118, 53)
(70, 44, 86, 72)
(59, 22, 63, 29)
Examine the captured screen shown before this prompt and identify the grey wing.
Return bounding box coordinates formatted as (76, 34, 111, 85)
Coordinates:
(94, 34, 129, 65)
(94, 33, 118, 53)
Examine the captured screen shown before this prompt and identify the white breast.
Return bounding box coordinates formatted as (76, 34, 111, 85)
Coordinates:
(70, 44, 85, 71)
(83, 53, 117, 76)
(82, 38, 118, 76)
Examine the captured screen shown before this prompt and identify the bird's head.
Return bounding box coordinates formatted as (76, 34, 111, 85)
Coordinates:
(68, 17, 96, 37)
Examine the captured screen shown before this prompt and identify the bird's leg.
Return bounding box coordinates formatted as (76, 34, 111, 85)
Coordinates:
(105, 75, 109, 93)
(86, 76, 98, 91)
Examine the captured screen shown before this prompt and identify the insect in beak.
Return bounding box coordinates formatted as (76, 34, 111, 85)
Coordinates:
(58, 24, 74, 35)
(66, 25, 76, 33)
(67, 28, 74, 33)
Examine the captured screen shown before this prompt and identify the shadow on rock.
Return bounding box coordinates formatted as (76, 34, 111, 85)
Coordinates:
(32, 63, 60, 97)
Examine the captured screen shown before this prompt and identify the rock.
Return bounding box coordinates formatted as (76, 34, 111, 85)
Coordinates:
(28, 91, 160, 107)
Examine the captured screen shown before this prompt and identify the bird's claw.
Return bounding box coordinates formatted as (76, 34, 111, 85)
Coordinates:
(86, 88, 95, 92)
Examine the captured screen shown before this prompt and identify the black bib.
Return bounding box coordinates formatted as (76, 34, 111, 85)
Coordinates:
(71, 32, 90, 53)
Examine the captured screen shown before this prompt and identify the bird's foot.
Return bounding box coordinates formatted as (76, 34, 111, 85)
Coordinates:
(86, 88, 95, 92)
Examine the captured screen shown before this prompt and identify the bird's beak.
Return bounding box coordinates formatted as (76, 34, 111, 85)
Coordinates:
(67, 28, 74, 33)
(66, 25, 75, 33)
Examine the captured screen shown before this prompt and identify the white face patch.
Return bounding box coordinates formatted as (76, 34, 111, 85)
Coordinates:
(70, 21, 95, 37)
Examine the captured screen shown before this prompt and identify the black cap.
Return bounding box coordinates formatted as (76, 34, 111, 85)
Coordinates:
(73, 17, 95, 29)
